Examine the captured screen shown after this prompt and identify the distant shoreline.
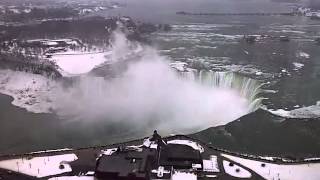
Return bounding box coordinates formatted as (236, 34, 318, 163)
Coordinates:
(176, 11, 295, 16)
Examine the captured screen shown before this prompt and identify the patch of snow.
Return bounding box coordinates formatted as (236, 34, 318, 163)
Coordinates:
(101, 148, 117, 156)
(0, 69, 58, 113)
(222, 153, 320, 180)
(45, 41, 59, 46)
(171, 171, 197, 180)
(304, 158, 320, 161)
(195, 45, 217, 49)
(293, 62, 304, 71)
(0, 154, 78, 178)
(85, 171, 94, 175)
(9, 8, 20, 14)
(31, 148, 73, 154)
(206, 175, 217, 178)
(297, 51, 310, 59)
(268, 109, 291, 118)
(289, 105, 320, 118)
(143, 138, 152, 147)
(255, 71, 263, 76)
(49, 51, 111, 75)
(23, 9, 32, 13)
(48, 176, 94, 180)
(170, 61, 188, 72)
(268, 104, 320, 118)
(192, 163, 202, 169)
(167, 140, 204, 153)
(223, 160, 252, 178)
(281, 30, 305, 34)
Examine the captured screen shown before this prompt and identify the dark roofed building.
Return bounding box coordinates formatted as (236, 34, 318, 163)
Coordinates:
(95, 148, 156, 180)
(159, 144, 202, 169)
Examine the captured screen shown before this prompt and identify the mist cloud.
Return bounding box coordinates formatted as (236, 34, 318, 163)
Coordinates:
(50, 31, 253, 135)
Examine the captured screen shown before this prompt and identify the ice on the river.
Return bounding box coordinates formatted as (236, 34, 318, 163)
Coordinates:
(269, 102, 320, 118)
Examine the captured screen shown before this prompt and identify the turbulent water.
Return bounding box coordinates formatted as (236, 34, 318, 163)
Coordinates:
(180, 70, 263, 111)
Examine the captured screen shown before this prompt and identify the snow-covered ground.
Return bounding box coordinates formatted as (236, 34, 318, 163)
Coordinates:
(167, 139, 204, 153)
(48, 176, 93, 180)
(293, 62, 304, 71)
(26, 39, 80, 47)
(171, 171, 197, 180)
(0, 154, 78, 178)
(0, 69, 57, 113)
(268, 102, 320, 118)
(223, 160, 252, 178)
(297, 51, 310, 59)
(49, 51, 112, 76)
(222, 153, 320, 180)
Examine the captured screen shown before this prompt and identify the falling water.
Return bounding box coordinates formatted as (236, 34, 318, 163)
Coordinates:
(179, 70, 263, 112)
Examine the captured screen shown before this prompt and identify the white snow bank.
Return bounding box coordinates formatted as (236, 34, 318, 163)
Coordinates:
(268, 103, 320, 118)
(293, 62, 304, 70)
(222, 154, 320, 180)
(223, 160, 252, 178)
(50, 51, 111, 75)
(170, 61, 188, 72)
(0, 69, 57, 113)
(48, 176, 94, 180)
(171, 171, 197, 180)
(268, 109, 291, 118)
(297, 51, 310, 59)
(0, 154, 78, 178)
(167, 140, 204, 153)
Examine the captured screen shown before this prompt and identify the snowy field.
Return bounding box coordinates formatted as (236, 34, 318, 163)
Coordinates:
(222, 153, 320, 180)
(49, 51, 112, 76)
(0, 154, 78, 178)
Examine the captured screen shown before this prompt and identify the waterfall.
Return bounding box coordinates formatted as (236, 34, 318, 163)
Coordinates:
(179, 70, 263, 112)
